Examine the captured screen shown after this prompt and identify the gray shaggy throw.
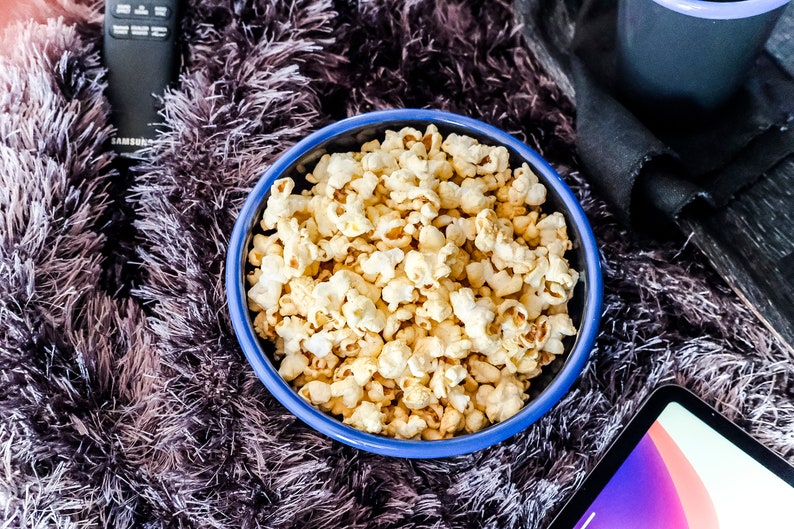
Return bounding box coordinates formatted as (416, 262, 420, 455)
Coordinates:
(1, 1, 791, 528)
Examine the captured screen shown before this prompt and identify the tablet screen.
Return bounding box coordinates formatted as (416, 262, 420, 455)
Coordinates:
(549, 386, 794, 529)
(573, 402, 794, 529)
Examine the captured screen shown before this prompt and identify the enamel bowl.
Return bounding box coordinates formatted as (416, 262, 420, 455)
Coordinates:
(226, 109, 602, 458)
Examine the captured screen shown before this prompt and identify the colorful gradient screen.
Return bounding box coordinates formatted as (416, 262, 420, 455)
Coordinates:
(572, 402, 794, 529)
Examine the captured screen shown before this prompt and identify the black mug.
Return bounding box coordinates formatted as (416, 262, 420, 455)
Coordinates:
(617, 0, 790, 120)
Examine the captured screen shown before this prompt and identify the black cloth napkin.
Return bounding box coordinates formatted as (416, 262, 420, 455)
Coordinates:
(570, 0, 794, 230)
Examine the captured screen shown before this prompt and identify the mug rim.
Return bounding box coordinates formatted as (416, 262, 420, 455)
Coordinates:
(651, 0, 790, 19)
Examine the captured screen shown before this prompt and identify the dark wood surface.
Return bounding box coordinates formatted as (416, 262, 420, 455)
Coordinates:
(514, 0, 794, 354)
(679, 158, 794, 354)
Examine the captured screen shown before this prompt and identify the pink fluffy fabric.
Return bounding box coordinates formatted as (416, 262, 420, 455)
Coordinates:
(0, 1, 790, 527)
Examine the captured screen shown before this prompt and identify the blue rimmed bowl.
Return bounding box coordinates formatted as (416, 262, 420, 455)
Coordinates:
(225, 109, 603, 458)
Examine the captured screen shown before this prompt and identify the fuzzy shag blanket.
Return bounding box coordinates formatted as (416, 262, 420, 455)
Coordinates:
(1, 1, 792, 527)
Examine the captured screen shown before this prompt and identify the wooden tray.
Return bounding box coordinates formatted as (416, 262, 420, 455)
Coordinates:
(515, 0, 794, 354)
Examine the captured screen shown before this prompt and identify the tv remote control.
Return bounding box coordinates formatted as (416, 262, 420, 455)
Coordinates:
(103, 0, 181, 157)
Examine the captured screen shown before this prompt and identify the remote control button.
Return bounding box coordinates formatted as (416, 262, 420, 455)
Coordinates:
(130, 24, 150, 38)
(113, 4, 132, 16)
(153, 5, 171, 18)
(110, 24, 131, 38)
(150, 26, 170, 39)
(132, 4, 150, 17)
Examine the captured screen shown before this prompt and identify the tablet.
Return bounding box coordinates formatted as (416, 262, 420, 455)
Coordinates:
(547, 384, 794, 529)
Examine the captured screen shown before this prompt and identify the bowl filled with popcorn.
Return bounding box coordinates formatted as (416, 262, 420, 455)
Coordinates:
(226, 109, 602, 458)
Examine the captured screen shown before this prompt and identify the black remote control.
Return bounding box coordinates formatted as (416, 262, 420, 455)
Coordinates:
(102, 0, 181, 157)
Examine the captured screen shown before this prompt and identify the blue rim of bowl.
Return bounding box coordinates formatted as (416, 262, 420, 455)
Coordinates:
(651, 0, 789, 20)
(225, 108, 603, 458)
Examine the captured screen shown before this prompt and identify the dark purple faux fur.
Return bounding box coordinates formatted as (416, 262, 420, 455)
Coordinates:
(1, 1, 791, 528)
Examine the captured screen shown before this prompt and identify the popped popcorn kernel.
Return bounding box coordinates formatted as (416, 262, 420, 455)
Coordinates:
(246, 125, 579, 438)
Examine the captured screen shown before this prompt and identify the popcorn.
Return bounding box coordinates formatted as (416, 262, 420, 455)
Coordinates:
(359, 331, 385, 358)
(349, 356, 379, 386)
(465, 409, 489, 433)
(263, 178, 296, 229)
(381, 276, 416, 310)
(407, 347, 435, 378)
(248, 233, 282, 267)
(248, 275, 283, 313)
(377, 340, 411, 379)
(482, 377, 526, 423)
(278, 276, 315, 317)
(417, 225, 446, 252)
(445, 364, 468, 387)
(508, 163, 547, 206)
(325, 153, 362, 192)
(278, 351, 309, 382)
(403, 250, 435, 288)
(447, 385, 471, 414)
(431, 319, 472, 359)
(345, 401, 385, 434)
(440, 407, 465, 435)
(246, 125, 580, 439)
(459, 178, 495, 215)
(330, 376, 364, 409)
(469, 358, 502, 384)
(403, 384, 438, 410)
(341, 291, 385, 334)
(307, 273, 348, 327)
(449, 288, 495, 344)
(275, 317, 311, 356)
(389, 414, 428, 439)
(303, 330, 334, 358)
(543, 313, 578, 355)
(360, 248, 404, 283)
(372, 211, 412, 249)
(438, 180, 463, 209)
(415, 301, 447, 327)
(327, 197, 373, 238)
(362, 149, 399, 175)
(547, 253, 578, 290)
(277, 219, 322, 279)
(299, 380, 332, 405)
(429, 360, 468, 399)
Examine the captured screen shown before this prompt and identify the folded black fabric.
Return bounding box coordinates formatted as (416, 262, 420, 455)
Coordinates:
(570, 0, 794, 229)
